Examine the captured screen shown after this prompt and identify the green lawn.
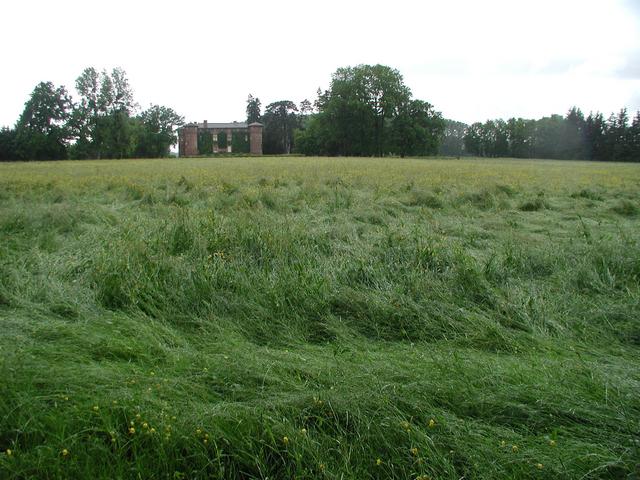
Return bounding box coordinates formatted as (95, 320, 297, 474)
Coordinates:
(1, 157, 639, 479)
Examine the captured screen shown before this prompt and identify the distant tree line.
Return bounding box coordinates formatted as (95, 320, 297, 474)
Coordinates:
(439, 108, 640, 162)
(246, 64, 445, 157)
(0, 67, 184, 161)
(3, 64, 638, 162)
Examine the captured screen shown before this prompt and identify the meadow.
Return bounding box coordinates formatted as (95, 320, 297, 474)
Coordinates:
(0, 156, 639, 479)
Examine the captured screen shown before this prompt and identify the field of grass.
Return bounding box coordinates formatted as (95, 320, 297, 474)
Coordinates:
(1, 156, 639, 479)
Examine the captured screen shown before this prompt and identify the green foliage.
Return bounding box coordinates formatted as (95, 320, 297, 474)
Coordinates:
(296, 64, 443, 157)
(12, 81, 72, 160)
(197, 131, 213, 155)
(0, 127, 17, 161)
(439, 119, 467, 156)
(70, 67, 138, 159)
(1, 157, 639, 478)
(231, 132, 250, 153)
(388, 99, 445, 157)
(134, 105, 184, 158)
(262, 100, 299, 154)
(217, 132, 227, 150)
(463, 107, 640, 162)
(245, 94, 261, 124)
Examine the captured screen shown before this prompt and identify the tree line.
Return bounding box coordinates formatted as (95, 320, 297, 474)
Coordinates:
(2, 64, 638, 161)
(440, 107, 640, 162)
(0, 68, 184, 161)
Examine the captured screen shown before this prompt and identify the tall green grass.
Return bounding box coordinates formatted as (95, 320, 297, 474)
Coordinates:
(1, 157, 639, 479)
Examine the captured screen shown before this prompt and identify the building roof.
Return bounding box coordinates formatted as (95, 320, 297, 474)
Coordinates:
(198, 122, 248, 129)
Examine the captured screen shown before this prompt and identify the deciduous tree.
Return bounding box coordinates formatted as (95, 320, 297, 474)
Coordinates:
(134, 105, 184, 157)
(14, 81, 72, 160)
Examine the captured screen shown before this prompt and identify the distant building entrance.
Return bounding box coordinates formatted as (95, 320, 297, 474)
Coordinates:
(178, 121, 263, 157)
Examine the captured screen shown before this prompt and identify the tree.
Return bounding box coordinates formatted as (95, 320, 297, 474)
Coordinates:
(563, 107, 587, 159)
(299, 99, 313, 116)
(505, 118, 534, 158)
(585, 112, 606, 160)
(606, 109, 631, 161)
(70, 67, 100, 158)
(0, 127, 17, 161)
(629, 111, 640, 162)
(134, 105, 184, 158)
(246, 95, 261, 124)
(492, 119, 509, 157)
(262, 100, 299, 154)
(388, 99, 444, 157)
(531, 114, 566, 159)
(295, 64, 442, 157)
(14, 81, 72, 160)
(294, 114, 323, 155)
(70, 67, 136, 159)
(464, 122, 484, 156)
(328, 64, 412, 156)
(439, 120, 467, 156)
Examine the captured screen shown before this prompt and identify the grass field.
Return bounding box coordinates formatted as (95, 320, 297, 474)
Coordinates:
(1, 156, 639, 479)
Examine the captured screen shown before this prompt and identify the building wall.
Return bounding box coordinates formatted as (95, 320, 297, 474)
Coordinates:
(178, 125, 198, 157)
(249, 124, 263, 155)
(179, 123, 263, 156)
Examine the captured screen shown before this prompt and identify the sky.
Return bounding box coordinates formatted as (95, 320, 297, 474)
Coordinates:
(1, 0, 639, 128)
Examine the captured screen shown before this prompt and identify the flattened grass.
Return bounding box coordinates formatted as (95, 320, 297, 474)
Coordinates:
(1, 157, 639, 479)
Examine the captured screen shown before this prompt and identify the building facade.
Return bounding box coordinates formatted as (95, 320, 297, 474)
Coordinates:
(178, 121, 263, 157)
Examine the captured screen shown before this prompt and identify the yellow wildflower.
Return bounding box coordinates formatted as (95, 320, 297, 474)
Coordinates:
(512, 445, 519, 453)
(428, 418, 436, 428)
(282, 436, 289, 445)
(62, 449, 69, 457)
(410, 447, 419, 456)
(536, 463, 544, 469)
(142, 422, 148, 429)
(93, 405, 99, 412)
(5, 449, 12, 456)
(549, 439, 556, 447)
(376, 458, 382, 466)
(129, 427, 136, 434)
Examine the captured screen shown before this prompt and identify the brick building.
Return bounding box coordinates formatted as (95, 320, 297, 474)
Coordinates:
(178, 121, 263, 157)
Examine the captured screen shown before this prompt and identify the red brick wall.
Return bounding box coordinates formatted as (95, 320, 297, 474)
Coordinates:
(249, 124, 263, 155)
(179, 125, 199, 157)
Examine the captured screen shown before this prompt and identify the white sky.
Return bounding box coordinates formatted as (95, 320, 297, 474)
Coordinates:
(1, 0, 639, 127)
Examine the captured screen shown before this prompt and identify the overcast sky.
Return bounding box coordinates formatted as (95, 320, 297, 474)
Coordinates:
(1, 0, 639, 128)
